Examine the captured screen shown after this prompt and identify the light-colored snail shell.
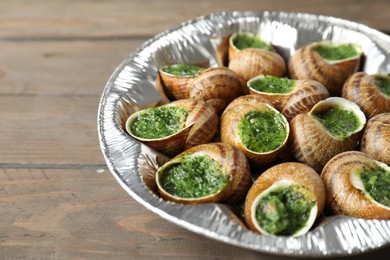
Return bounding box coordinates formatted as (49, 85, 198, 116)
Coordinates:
(321, 151, 390, 219)
(155, 142, 252, 204)
(228, 48, 286, 82)
(188, 67, 243, 113)
(288, 41, 362, 96)
(342, 72, 390, 118)
(126, 99, 219, 156)
(244, 162, 326, 236)
(290, 97, 366, 172)
(247, 76, 329, 118)
(220, 95, 289, 166)
(360, 113, 390, 165)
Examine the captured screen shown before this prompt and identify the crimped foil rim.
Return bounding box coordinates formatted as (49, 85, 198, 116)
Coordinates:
(97, 11, 390, 257)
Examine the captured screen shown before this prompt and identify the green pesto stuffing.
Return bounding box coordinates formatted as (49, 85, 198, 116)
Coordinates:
(233, 33, 273, 51)
(360, 166, 390, 207)
(249, 75, 296, 94)
(255, 186, 316, 236)
(161, 64, 204, 77)
(130, 106, 188, 139)
(374, 75, 390, 97)
(238, 110, 287, 153)
(159, 154, 229, 199)
(312, 43, 359, 61)
(312, 107, 360, 139)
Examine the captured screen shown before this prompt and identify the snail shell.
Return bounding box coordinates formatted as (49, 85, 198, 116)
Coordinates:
(126, 99, 219, 156)
(220, 95, 289, 166)
(244, 162, 325, 237)
(247, 76, 329, 118)
(228, 32, 274, 61)
(228, 48, 286, 83)
(290, 97, 366, 171)
(155, 142, 251, 204)
(360, 113, 390, 165)
(289, 41, 362, 96)
(189, 67, 243, 113)
(342, 72, 390, 118)
(321, 151, 390, 219)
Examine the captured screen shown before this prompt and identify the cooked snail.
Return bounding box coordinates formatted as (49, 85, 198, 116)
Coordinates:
(228, 32, 274, 61)
(126, 99, 218, 156)
(221, 95, 289, 166)
(290, 97, 366, 171)
(247, 75, 329, 119)
(321, 151, 390, 219)
(188, 67, 243, 113)
(244, 162, 325, 237)
(228, 48, 286, 83)
(342, 72, 390, 118)
(289, 41, 363, 96)
(158, 64, 205, 100)
(360, 113, 390, 165)
(155, 142, 251, 204)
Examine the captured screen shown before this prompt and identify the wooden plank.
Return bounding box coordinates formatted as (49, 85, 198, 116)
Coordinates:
(0, 96, 105, 165)
(1, 168, 389, 259)
(0, 40, 145, 96)
(0, 0, 388, 40)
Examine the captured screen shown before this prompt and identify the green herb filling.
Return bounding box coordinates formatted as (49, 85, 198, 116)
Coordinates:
(238, 110, 287, 153)
(233, 33, 272, 51)
(249, 75, 296, 94)
(312, 107, 360, 139)
(255, 185, 316, 236)
(374, 75, 390, 97)
(360, 166, 390, 207)
(312, 43, 359, 61)
(130, 106, 188, 139)
(159, 155, 229, 198)
(161, 64, 204, 77)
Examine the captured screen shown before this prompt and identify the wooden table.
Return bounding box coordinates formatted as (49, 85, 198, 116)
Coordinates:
(1, 0, 389, 259)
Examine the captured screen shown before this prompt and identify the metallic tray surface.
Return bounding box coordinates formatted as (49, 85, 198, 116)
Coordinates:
(97, 11, 390, 257)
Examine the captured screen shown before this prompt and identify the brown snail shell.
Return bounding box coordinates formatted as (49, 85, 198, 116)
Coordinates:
(228, 32, 274, 61)
(247, 76, 329, 118)
(158, 66, 195, 100)
(220, 95, 289, 166)
(228, 48, 287, 83)
(360, 113, 390, 165)
(155, 142, 252, 204)
(244, 162, 326, 236)
(126, 99, 219, 156)
(342, 72, 390, 118)
(321, 151, 390, 219)
(189, 67, 242, 113)
(289, 41, 362, 96)
(290, 97, 366, 172)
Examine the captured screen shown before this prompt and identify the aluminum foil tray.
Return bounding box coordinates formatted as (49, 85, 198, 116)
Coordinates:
(97, 11, 390, 257)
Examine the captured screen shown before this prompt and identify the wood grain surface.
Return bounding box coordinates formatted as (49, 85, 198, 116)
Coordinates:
(1, 0, 389, 259)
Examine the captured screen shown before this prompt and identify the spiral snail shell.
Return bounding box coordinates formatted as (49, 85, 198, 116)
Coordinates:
(228, 48, 287, 83)
(220, 95, 289, 166)
(126, 99, 219, 156)
(289, 41, 363, 96)
(155, 142, 251, 204)
(247, 75, 329, 119)
(290, 97, 366, 171)
(342, 72, 390, 118)
(321, 151, 390, 219)
(360, 113, 390, 165)
(228, 32, 274, 61)
(244, 162, 326, 237)
(188, 67, 243, 113)
(158, 64, 205, 100)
